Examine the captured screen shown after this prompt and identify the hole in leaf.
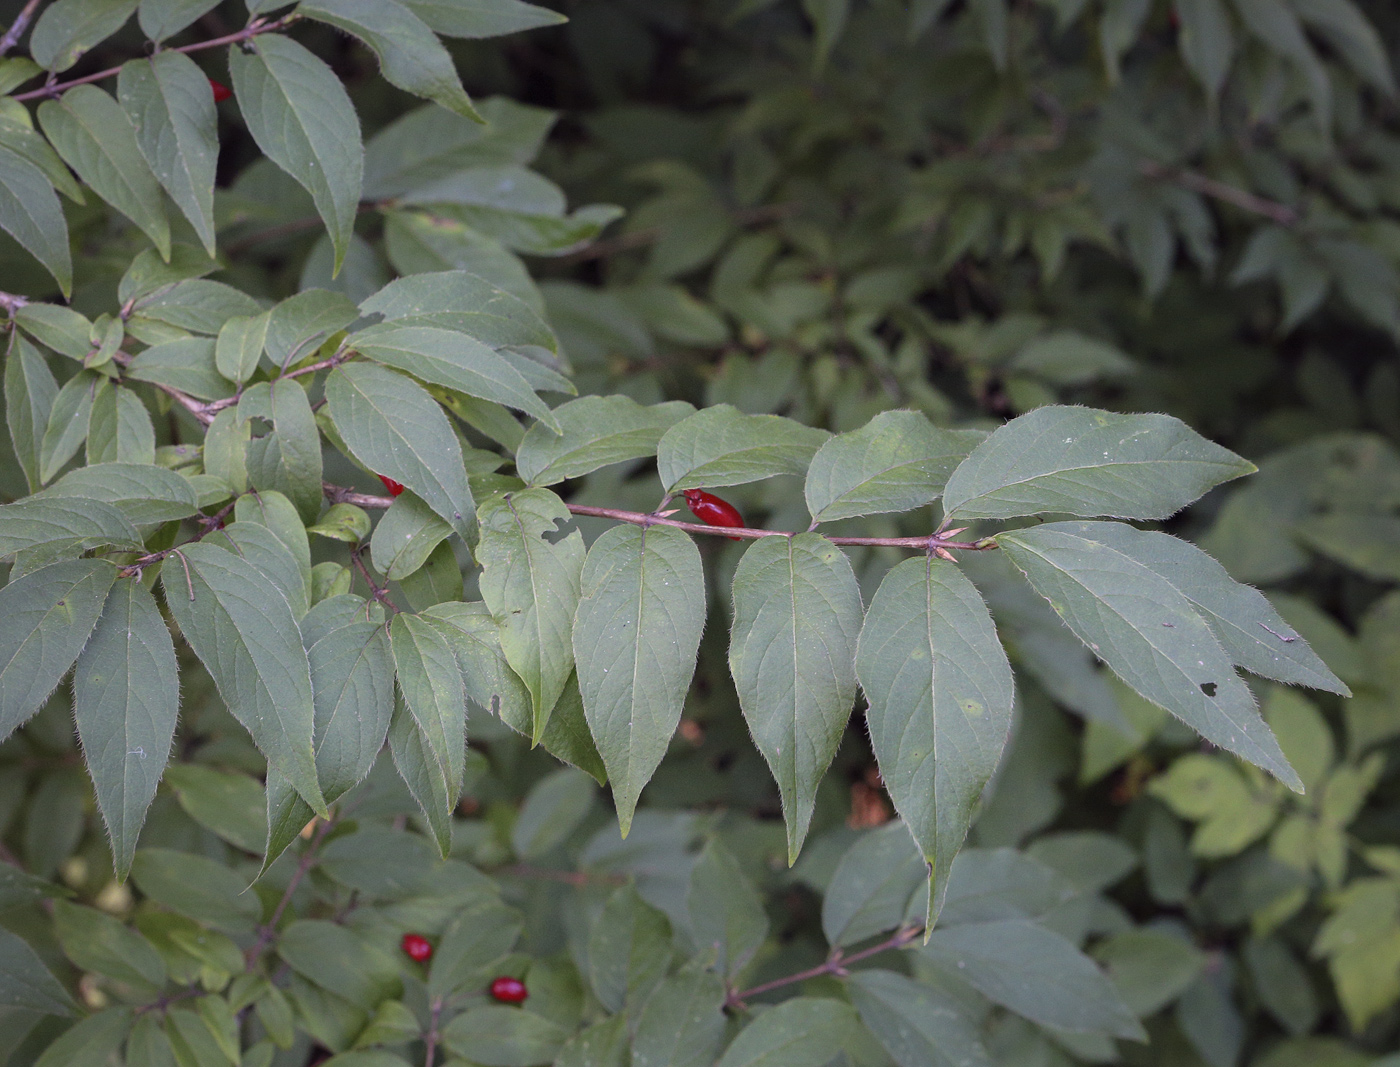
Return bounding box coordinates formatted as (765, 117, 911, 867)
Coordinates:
(1199, 682, 1218, 697)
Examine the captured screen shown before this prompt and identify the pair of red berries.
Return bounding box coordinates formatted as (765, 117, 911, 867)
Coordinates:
(399, 934, 528, 1003)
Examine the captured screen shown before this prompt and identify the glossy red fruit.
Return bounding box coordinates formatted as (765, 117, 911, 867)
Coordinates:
(401, 933, 432, 962)
(378, 474, 405, 497)
(490, 976, 528, 1004)
(682, 489, 744, 540)
(208, 78, 233, 103)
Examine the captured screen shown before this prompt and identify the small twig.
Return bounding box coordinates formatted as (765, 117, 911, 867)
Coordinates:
(422, 996, 444, 1067)
(350, 545, 399, 614)
(0, 290, 30, 317)
(726, 925, 923, 1010)
(245, 816, 335, 972)
(1139, 161, 1300, 226)
(12, 13, 300, 102)
(0, 0, 43, 57)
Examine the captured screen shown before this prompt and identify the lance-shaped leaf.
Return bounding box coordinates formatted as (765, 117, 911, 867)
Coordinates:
(517, 396, 695, 486)
(207, 520, 309, 619)
(215, 312, 270, 386)
(42, 461, 201, 525)
(477, 489, 584, 741)
(0, 928, 76, 1015)
(325, 362, 475, 538)
(299, 0, 479, 120)
(0, 497, 139, 560)
(856, 557, 1015, 926)
(729, 534, 862, 862)
(161, 542, 326, 815)
(72, 578, 178, 880)
(387, 694, 454, 855)
(687, 839, 769, 979)
(1058, 521, 1348, 697)
(118, 52, 219, 255)
(631, 969, 728, 1067)
(0, 559, 117, 740)
(359, 269, 557, 351)
(806, 412, 984, 524)
(399, 0, 566, 38)
(714, 998, 865, 1067)
(941, 405, 1255, 521)
(238, 379, 324, 524)
(371, 491, 453, 581)
(138, 0, 223, 40)
(0, 147, 71, 297)
(6, 334, 59, 491)
(573, 524, 705, 834)
(262, 762, 313, 875)
(391, 613, 467, 853)
(87, 385, 156, 465)
(848, 969, 991, 1067)
(229, 33, 363, 272)
(349, 322, 557, 428)
(657, 403, 831, 493)
(29, 0, 138, 72)
(997, 522, 1301, 791)
(39, 371, 100, 484)
(38, 86, 170, 259)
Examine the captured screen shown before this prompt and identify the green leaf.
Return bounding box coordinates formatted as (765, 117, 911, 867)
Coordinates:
(238, 379, 324, 524)
(714, 998, 864, 1067)
(229, 33, 363, 272)
(359, 269, 557, 351)
(0, 95, 85, 202)
(262, 762, 314, 876)
(428, 898, 524, 998)
(277, 921, 401, 1011)
(87, 385, 156, 465)
(511, 766, 597, 859)
(161, 542, 326, 815)
(118, 52, 219, 255)
(687, 838, 769, 978)
(941, 406, 1255, 521)
(29, 0, 138, 72)
(350, 322, 556, 429)
(821, 822, 925, 948)
(390, 613, 468, 853)
(441, 1005, 571, 1067)
(214, 313, 270, 385)
(1063, 521, 1348, 696)
(632, 969, 728, 1067)
(370, 492, 453, 580)
(997, 523, 1303, 791)
(1174, 0, 1234, 100)
(31, 1008, 131, 1067)
(921, 919, 1144, 1039)
(729, 534, 862, 862)
(53, 899, 165, 990)
(39, 371, 100, 484)
(1297, 0, 1395, 95)
(207, 520, 310, 619)
(1094, 929, 1206, 1016)
(299, 0, 479, 120)
(38, 86, 170, 259)
(308, 503, 372, 544)
(0, 927, 76, 1015)
(235, 489, 313, 594)
(118, 244, 219, 306)
(398, 0, 566, 38)
(14, 304, 91, 360)
(555, 1015, 628, 1067)
(72, 578, 179, 879)
(265, 288, 359, 369)
(126, 338, 233, 400)
(517, 396, 696, 486)
(129, 848, 263, 933)
(1295, 513, 1400, 583)
(130, 278, 262, 334)
(138, 0, 222, 40)
(939, 847, 1079, 925)
(805, 411, 982, 524)
(657, 403, 830, 493)
(0, 496, 139, 559)
(0, 147, 72, 297)
(161, 764, 266, 853)
(856, 556, 1015, 924)
(573, 524, 704, 833)
(0, 559, 118, 740)
(325, 362, 475, 538)
(43, 461, 201, 524)
(847, 969, 990, 1067)
(588, 884, 672, 1013)
(6, 334, 59, 491)
(477, 489, 584, 741)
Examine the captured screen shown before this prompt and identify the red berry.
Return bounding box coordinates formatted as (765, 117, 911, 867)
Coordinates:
(682, 489, 744, 540)
(489, 976, 528, 1003)
(401, 933, 432, 962)
(208, 78, 233, 103)
(378, 474, 405, 497)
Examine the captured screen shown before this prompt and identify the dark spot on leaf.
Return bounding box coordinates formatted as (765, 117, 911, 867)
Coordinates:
(1199, 682, 1217, 697)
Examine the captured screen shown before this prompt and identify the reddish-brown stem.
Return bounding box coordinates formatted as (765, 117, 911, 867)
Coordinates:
(245, 815, 335, 972)
(0, 0, 43, 57)
(1138, 161, 1300, 226)
(423, 996, 445, 1067)
(725, 925, 923, 1010)
(12, 14, 300, 103)
(350, 544, 399, 614)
